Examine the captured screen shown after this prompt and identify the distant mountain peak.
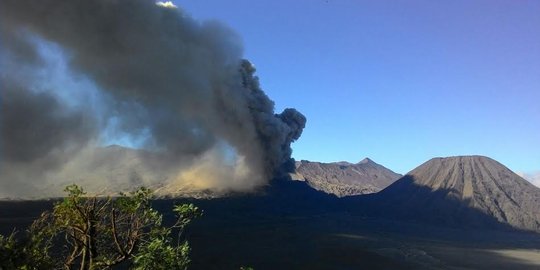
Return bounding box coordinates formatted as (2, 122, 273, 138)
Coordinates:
(293, 158, 401, 197)
(335, 161, 353, 166)
(358, 157, 375, 164)
(377, 155, 540, 232)
(428, 155, 493, 162)
(105, 144, 123, 149)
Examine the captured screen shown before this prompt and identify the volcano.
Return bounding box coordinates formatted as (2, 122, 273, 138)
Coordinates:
(373, 156, 540, 232)
(291, 158, 401, 197)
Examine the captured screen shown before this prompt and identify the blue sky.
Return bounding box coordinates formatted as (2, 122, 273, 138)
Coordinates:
(175, 0, 540, 174)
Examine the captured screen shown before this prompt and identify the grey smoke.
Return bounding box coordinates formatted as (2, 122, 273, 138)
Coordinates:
(0, 0, 305, 197)
(1, 82, 95, 164)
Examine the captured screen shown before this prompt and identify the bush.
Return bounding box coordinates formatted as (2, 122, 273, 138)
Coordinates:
(0, 185, 202, 270)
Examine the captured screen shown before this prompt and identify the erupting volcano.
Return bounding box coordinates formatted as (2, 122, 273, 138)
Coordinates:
(0, 0, 305, 198)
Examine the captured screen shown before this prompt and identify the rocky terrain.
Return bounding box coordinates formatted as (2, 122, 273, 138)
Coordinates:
(372, 156, 540, 232)
(291, 158, 401, 197)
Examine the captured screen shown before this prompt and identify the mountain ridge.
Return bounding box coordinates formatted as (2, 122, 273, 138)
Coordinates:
(292, 158, 401, 197)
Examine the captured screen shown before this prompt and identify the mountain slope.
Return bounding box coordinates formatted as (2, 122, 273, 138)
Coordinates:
(374, 156, 540, 232)
(292, 158, 401, 197)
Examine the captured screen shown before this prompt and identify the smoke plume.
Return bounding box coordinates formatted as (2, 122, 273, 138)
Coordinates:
(0, 0, 305, 198)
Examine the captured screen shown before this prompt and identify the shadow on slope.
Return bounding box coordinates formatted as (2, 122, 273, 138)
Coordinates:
(344, 175, 526, 232)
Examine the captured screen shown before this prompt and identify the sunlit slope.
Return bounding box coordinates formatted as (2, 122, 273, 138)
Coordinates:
(293, 158, 401, 197)
(377, 156, 540, 232)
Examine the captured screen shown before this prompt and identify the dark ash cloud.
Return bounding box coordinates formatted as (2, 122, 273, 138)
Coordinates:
(0, 0, 305, 198)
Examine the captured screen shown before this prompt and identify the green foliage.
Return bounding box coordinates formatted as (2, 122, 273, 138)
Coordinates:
(0, 232, 23, 269)
(132, 239, 191, 270)
(0, 231, 54, 270)
(0, 185, 202, 270)
(173, 204, 204, 230)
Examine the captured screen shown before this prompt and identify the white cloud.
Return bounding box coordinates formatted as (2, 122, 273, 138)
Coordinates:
(517, 171, 540, 188)
(156, 1, 177, 9)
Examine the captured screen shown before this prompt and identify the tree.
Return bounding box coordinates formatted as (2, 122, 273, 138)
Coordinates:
(0, 185, 202, 270)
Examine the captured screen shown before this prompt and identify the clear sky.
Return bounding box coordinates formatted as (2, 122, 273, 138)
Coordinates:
(175, 0, 539, 174)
